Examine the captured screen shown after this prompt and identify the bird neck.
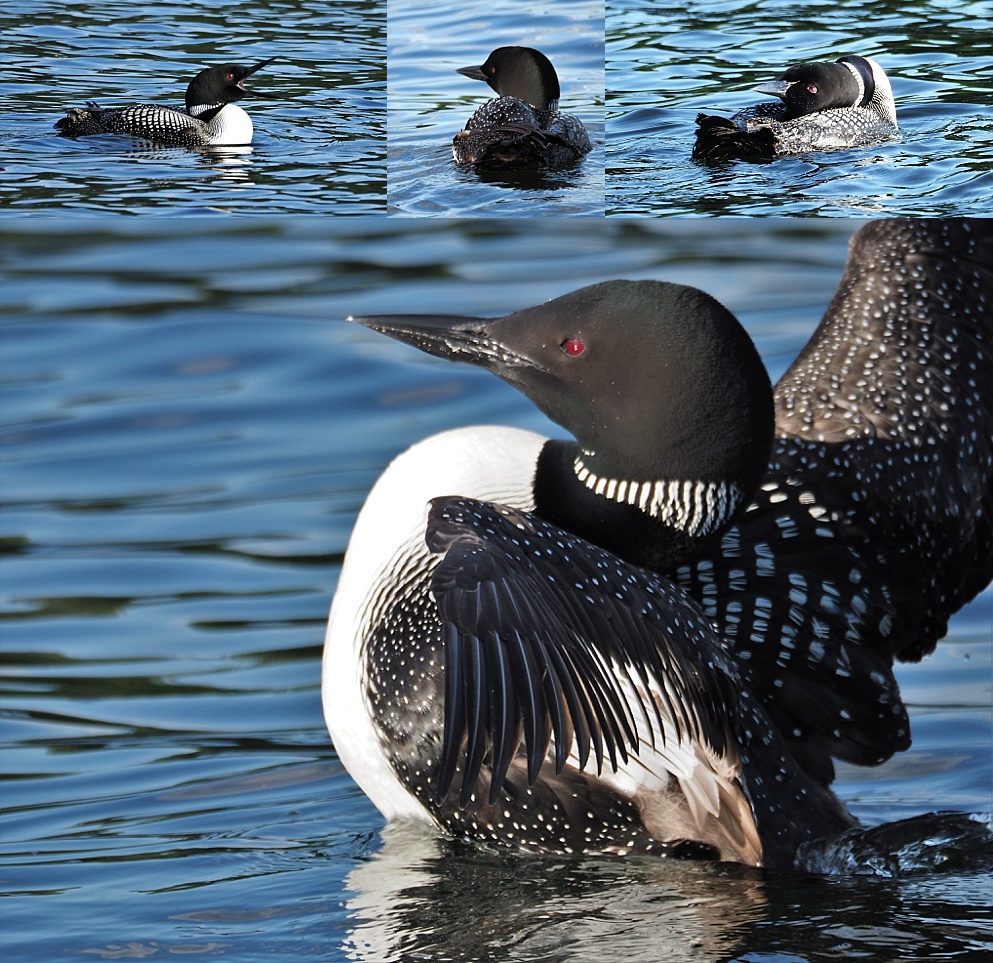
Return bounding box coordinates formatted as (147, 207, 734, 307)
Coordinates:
(533, 440, 745, 573)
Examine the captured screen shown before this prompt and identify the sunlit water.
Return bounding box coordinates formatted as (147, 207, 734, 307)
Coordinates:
(387, 0, 605, 216)
(606, 0, 993, 215)
(0, 0, 386, 214)
(2, 219, 991, 961)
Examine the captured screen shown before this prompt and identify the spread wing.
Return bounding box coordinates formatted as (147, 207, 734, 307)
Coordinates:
(774, 217, 993, 649)
(678, 218, 993, 782)
(426, 495, 737, 808)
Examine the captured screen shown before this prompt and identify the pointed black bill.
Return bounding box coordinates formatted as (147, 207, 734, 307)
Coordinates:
(456, 64, 487, 83)
(754, 79, 792, 100)
(347, 313, 507, 370)
(239, 58, 280, 98)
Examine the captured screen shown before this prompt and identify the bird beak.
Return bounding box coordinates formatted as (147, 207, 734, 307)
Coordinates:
(455, 64, 487, 82)
(239, 58, 280, 98)
(348, 314, 503, 368)
(753, 80, 793, 100)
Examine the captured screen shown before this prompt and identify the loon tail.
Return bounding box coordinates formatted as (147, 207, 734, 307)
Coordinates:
(691, 112, 774, 161)
(55, 102, 108, 138)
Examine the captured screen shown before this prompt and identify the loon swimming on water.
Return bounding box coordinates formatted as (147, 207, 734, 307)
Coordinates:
(323, 220, 992, 869)
(55, 59, 277, 147)
(453, 46, 592, 170)
(692, 55, 898, 161)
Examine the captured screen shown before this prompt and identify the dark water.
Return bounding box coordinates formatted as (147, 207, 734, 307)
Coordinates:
(387, 0, 605, 216)
(0, 0, 386, 214)
(606, 0, 993, 216)
(2, 219, 991, 961)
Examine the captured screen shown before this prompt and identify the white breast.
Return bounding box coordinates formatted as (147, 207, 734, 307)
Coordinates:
(322, 425, 545, 822)
(206, 103, 254, 145)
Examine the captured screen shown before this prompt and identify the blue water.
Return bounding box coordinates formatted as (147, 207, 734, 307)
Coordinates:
(2, 219, 991, 961)
(0, 0, 385, 214)
(606, 0, 993, 215)
(387, 0, 605, 216)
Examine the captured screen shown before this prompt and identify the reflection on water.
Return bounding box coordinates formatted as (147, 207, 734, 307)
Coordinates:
(343, 821, 993, 962)
(344, 823, 770, 962)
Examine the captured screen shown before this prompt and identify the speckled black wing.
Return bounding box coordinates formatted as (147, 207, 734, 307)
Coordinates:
(426, 496, 735, 808)
(677, 218, 993, 781)
(774, 218, 993, 658)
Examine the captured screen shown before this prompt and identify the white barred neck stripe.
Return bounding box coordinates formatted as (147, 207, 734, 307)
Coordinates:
(189, 102, 223, 117)
(840, 60, 866, 107)
(574, 457, 743, 537)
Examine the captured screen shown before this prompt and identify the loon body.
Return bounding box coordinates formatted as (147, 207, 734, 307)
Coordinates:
(324, 220, 993, 869)
(55, 59, 276, 147)
(693, 55, 897, 161)
(453, 46, 592, 171)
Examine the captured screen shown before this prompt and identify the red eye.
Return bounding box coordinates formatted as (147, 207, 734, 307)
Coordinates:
(226, 73, 235, 81)
(807, 84, 817, 93)
(561, 338, 585, 357)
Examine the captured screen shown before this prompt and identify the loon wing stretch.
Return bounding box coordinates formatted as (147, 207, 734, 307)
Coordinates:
(427, 495, 734, 807)
(677, 219, 993, 784)
(325, 219, 991, 866)
(425, 494, 849, 865)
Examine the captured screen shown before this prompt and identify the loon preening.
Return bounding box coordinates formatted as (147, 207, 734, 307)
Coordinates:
(453, 46, 592, 170)
(323, 220, 992, 869)
(55, 59, 277, 147)
(693, 55, 898, 161)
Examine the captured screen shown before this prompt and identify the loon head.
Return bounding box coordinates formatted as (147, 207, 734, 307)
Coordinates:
(185, 58, 278, 114)
(348, 280, 775, 524)
(754, 55, 880, 119)
(456, 46, 561, 111)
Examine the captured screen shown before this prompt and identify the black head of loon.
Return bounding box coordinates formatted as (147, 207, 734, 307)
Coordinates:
(184, 58, 278, 117)
(456, 46, 561, 111)
(754, 55, 879, 119)
(350, 280, 775, 570)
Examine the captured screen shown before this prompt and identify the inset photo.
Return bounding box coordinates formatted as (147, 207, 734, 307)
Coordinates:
(2, 0, 386, 214)
(388, 0, 604, 216)
(605, 0, 992, 216)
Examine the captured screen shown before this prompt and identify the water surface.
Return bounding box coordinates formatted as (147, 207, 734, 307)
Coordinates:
(2, 219, 991, 960)
(606, 0, 993, 215)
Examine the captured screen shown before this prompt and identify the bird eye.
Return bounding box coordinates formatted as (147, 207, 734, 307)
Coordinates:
(806, 84, 817, 93)
(561, 338, 585, 357)
(226, 73, 235, 81)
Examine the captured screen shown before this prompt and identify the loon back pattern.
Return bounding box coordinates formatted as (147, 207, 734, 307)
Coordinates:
(57, 103, 222, 148)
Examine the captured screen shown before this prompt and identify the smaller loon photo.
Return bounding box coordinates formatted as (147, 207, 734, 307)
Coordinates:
(692, 54, 898, 162)
(55, 59, 280, 148)
(453, 46, 593, 171)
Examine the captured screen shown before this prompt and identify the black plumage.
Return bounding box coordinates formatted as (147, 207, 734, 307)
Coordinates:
(453, 46, 592, 170)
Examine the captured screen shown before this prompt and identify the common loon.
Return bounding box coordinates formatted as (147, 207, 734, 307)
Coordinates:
(55, 59, 277, 147)
(692, 55, 898, 161)
(323, 220, 993, 869)
(453, 46, 592, 170)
